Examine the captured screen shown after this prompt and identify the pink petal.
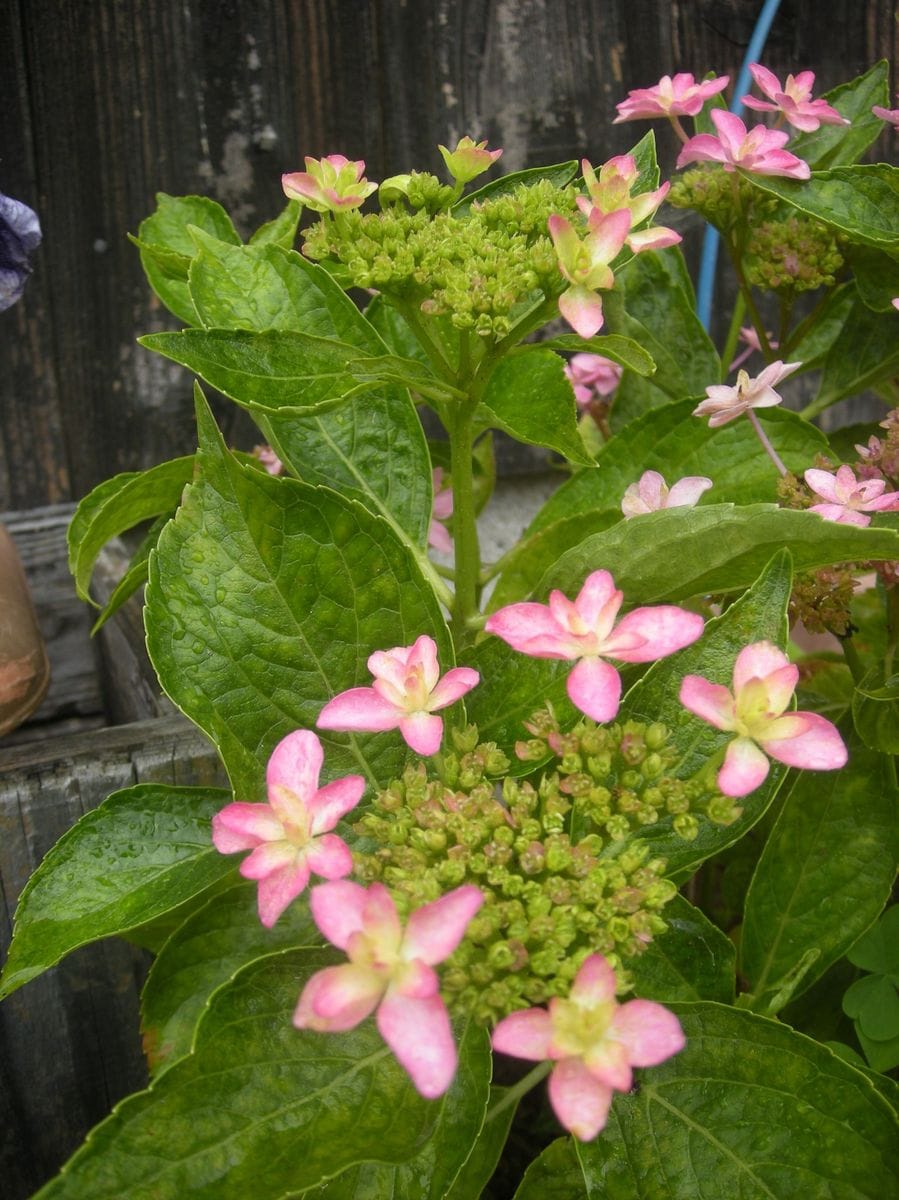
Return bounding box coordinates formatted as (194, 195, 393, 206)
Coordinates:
(212, 802, 283, 852)
(398, 711, 444, 755)
(403, 884, 484, 965)
(266, 729, 323, 804)
(679, 676, 736, 731)
(567, 657, 623, 723)
(240, 840, 297, 881)
(559, 285, 605, 339)
(428, 666, 480, 710)
(485, 603, 575, 659)
(377, 991, 458, 1099)
(308, 775, 366, 835)
(732, 641, 790, 692)
(666, 476, 713, 508)
(579, 1039, 632, 1092)
(428, 519, 453, 554)
(676, 135, 731, 169)
(610, 998, 685, 1066)
(742, 95, 778, 114)
(253, 858, 311, 927)
(309, 879, 370, 948)
(305, 832, 354, 880)
(317, 687, 401, 734)
(607, 606, 704, 663)
(809, 504, 870, 527)
(492, 1008, 555, 1061)
(753, 662, 799, 717)
(748, 63, 781, 102)
(585, 207, 632, 263)
(394, 958, 440, 1000)
(718, 736, 771, 797)
(293, 964, 384, 1032)
(570, 954, 617, 1004)
(408, 635, 441, 693)
(573, 570, 623, 633)
(626, 226, 682, 253)
(760, 712, 848, 771)
(710, 109, 749, 158)
(548, 1058, 613, 1141)
(804, 468, 842, 502)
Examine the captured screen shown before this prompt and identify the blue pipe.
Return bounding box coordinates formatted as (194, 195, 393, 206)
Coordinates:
(696, 0, 784, 330)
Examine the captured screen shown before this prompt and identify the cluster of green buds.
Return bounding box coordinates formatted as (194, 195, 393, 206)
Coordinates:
(352, 713, 738, 1025)
(744, 215, 844, 294)
(667, 166, 774, 232)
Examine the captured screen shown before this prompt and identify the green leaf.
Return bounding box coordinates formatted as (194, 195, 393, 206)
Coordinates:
(741, 736, 897, 1012)
(145, 391, 451, 800)
(0, 784, 233, 1000)
(36, 950, 479, 1200)
(513, 1137, 586, 1199)
(856, 1024, 899, 1073)
(90, 514, 166, 633)
(67, 456, 195, 603)
(748, 164, 899, 252)
(538, 504, 899, 605)
(628, 894, 735, 1004)
(538, 333, 655, 378)
(626, 129, 661, 193)
(785, 280, 854, 369)
(445, 1086, 518, 1200)
(480, 348, 592, 466)
(452, 160, 579, 217)
(576, 1002, 899, 1199)
(249, 200, 302, 247)
(852, 665, 899, 753)
(848, 244, 899, 313)
(843, 975, 899, 1041)
(789, 61, 891, 170)
(310, 1020, 492, 1199)
(812, 295, 899, 410)
(848, 906, 899, 974)
(141, 881, 321, 1076)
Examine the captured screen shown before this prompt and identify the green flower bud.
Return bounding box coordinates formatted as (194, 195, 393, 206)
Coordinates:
(673, 812, 700, 841)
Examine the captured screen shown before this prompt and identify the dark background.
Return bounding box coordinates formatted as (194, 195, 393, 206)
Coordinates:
(2, 0, 896, 512)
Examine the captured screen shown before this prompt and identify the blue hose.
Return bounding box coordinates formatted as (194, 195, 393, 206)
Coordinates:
(695, 0, 784, 330)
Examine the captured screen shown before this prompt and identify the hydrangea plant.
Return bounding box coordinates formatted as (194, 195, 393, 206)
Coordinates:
(3, 58, 899, 1199)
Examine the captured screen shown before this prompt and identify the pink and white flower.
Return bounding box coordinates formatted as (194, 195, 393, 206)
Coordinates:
(211, 730, 364, 927)
(679, 641, 848, 797)
(492, 954, 684, 1141)
(728, 325, 778, 372)
(295, 881, 483, 1098)
(548, 208, 632, 338)
(578, 156, 681, 253)
(254, 444, 284, 476)
(693, 359, 801, 428)
(613, 73, 729, 122)
(282, 155, 378, 213)
(676, 109, 810, 179)
(485, 570, 703, 724)
(621, 470, 713, 518)
(872, 96, 899, 128)
(428, 468, 454, 553)
(317, 634, 478, 756)
(804, 464, 899, 527)
(438, 136, 503, 184)
(565, 352, 623, 407)
(742, 64, 848, 132)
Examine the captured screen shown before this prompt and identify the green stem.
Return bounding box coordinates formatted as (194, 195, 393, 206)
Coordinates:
(720, 292, 746, 382)
(484, 1062, 552, 1124)
(840, 634, 866, 685)
(449, 406, 481, 650)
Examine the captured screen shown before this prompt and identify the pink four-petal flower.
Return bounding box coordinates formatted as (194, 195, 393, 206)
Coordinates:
(294, 880, 484, 1098)
(676, 109, 810, 179)
(565, 352, 623, 407)
(317, 634, 479, 756)
(805, 464, 899, 527)
(282, 155, 377, 213)
(621, 470, 713, 518)
(742, 64, 848, 132)
(613, 72, 729, 122)
(485, 569, 704, 724)
(547, 208, 632, 338)
(693, 359, 801, 428)
(211, 729, 364, 927)
(492, 954, 684, 1141)
(438, 136, 503, 184)
(679, 640, 848, 797)
(578, 155, 681, 253)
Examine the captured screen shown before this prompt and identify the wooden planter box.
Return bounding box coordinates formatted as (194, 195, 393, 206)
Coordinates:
(0, 505, 226, 1200)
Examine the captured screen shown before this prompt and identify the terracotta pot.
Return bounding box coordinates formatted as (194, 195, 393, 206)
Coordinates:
(0, 523, 50, 736)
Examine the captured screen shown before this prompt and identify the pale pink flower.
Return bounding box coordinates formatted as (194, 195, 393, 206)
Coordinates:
(211, 730, 364, 927)
(728, 326, 778, 372)
(295, 881, 483, 1098)
(438, 136, 503, 184)
(565, 353, 622, 407)
(742, 64, 848, 133)
(892, 297, 899, 311)
(614, 73, 729, 122)
(693, 359, 801, 428)
(282, 155, 378, 213)
(578, 156, 681, 253)
(872, 97, 899, 128)
(548, 208, 631, 338)
(676, 109, 810, 179)
(485, 569, 703, 724)
(428, 468, 453, 554)
(621, 470, 712, 518)
(492, 955, 684, 1141)
(804, 465, 899, 527)
(679, 641, 848, 797)
(254, 444, 284, 476)
(317, 634, 479, 756)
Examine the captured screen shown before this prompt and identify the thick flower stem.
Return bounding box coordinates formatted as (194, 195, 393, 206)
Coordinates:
(484, 1061, 552, 1124)
(449, 407, 482, 650)
(745, 410, 787, 476)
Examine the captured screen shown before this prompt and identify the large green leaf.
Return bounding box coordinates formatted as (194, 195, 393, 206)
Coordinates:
(576, 1003, 899, 1198)
(848, 245, 899, 313)
(789, 61, 891, 170)
(145, 391, 451, 800)
(444, 1086, 518, 1200)
(812, 297, 899, 411)
(248, 200, 302, 248)
(628, 894, 735, 1005)
(538, 504, 899, 605)
(0, 785, 233, 1000)
(480, 348, 593, 466)
(741, 736, 897, 1013)
(513, 1138, 586, 1199)
(748, 164, 899, 252)
(67, 456, 195, 602)
(36, 950, 489, 1199)
(141, 881, 321, 1077)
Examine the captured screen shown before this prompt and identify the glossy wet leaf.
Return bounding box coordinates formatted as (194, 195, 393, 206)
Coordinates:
(628, 895, 735, 1004)
(0, 785, 233, 999)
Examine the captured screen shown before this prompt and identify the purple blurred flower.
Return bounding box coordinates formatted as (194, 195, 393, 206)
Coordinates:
(0, 192, 41, 312)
